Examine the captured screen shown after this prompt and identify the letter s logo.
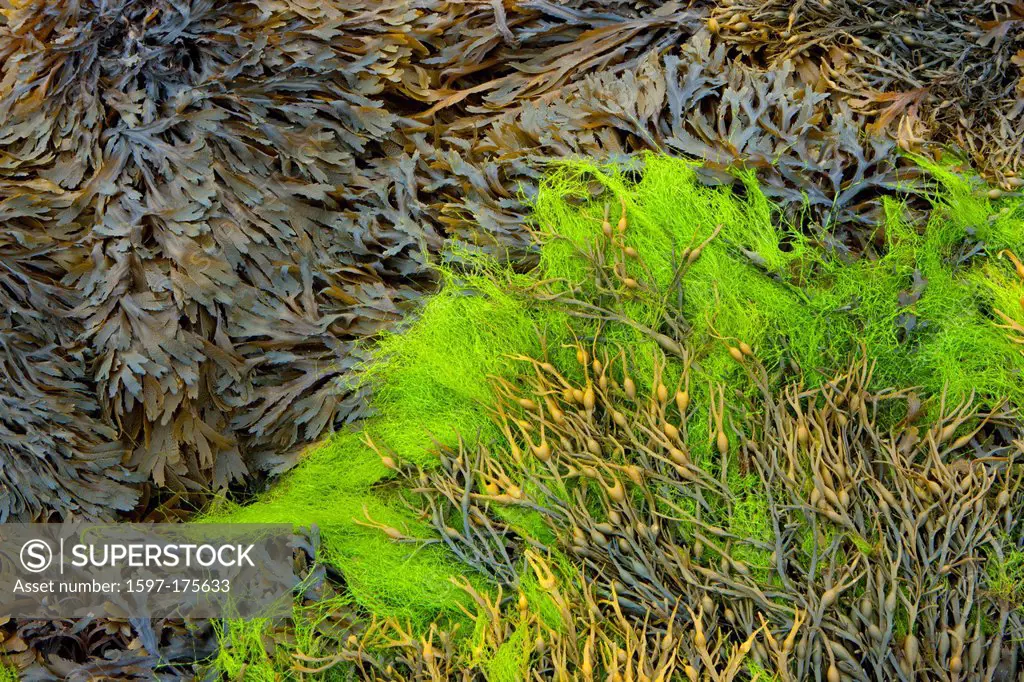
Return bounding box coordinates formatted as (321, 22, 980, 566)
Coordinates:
(20, 540, 52, 573)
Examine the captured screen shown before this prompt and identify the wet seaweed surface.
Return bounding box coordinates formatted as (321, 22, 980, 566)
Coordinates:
(2, 0, 1024, 678)
(2, 0, 1020, 519)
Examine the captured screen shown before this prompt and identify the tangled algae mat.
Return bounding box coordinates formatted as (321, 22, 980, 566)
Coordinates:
(198, 156, 1024, 681)
(2, 0, 1023, 675)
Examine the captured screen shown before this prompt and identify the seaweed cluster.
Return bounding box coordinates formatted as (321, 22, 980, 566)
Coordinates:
(380, 349, 1024, 680)
(190, 158, 1024, 681)
(709, 0, 1024, 187)
(325, 165, 1024, 680)
(296, 575, 782, 682)
(0, 0, 433, 518)
(4, 0, 1021, 521)
(0, 615, 214, 680)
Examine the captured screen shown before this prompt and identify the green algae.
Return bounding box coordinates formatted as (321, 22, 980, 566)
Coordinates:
(209, 604, 353, 681)
(986, 545, 1024, 606)
(535, 154, 1024, 413)
(484, 624, 532, 682)
(360, 258, 544, 464)
(207, 432, 472, 628)
(210, 618, 280, 681)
